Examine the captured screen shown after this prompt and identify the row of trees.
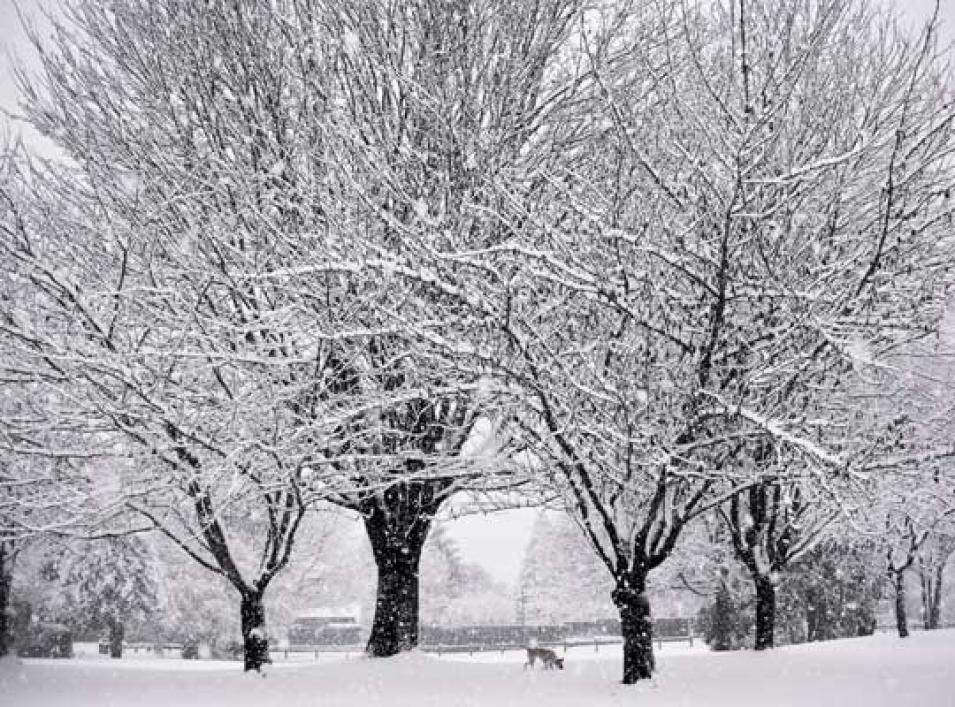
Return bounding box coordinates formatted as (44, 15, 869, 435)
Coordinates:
(3, 0, 955, 683)
(390, 0, 955, 681)
(5, 511, 513, 659)
(1, 0, 517, 671)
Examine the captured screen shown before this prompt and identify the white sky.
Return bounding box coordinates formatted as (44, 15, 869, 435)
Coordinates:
(0, 0, 952, 586)
(0, 0, 37, 132)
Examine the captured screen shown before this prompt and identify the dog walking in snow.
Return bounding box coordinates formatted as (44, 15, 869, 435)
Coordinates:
(524, 647, 564, 670)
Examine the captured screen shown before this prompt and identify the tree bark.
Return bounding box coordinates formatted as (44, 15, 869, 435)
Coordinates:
(893, 570, 909, 638)
(240, 592, 270, 672)
(613, 583, 654, 684)
(709, 579, 736, 651)
(754, 574, 776, 651)
(805, 585, 823, 642)
(360, 478, 447, 658)
(363, 497, 433, 657)
(108, 616, 124, 659)
(0, 542, 12, 658)
(930, 564, 943, 629)
(919, 562, 944, 630)
(367, 546, 422, 656)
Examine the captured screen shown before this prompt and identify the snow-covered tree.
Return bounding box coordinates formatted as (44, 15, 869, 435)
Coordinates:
(0, 0, 400, 671)
(698, 568, 751, 651)
(719, 464, 839, 650)
(863, 369, 955, 638)
(917, 530, 955, 630)
(0, 404, 91, 657)
(5, 0, 530, 663)
(518, 511, 615, 625)
(27, 536, 159, 658)
(296, 0, 589, 657)
(779, 537, 883, 643)
(388, 0, 955, 683)
(0, 147, 94, 657)
(876, 486, 954, 639)
(261, 511, 374, 633)
(420, 523, 512, 626)
(866, 312, 955, 634)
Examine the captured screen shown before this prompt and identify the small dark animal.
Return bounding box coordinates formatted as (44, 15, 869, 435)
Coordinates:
(524, 647, 564, 670)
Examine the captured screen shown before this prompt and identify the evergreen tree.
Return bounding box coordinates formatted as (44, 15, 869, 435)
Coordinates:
(518, 512, 615, 625)
(153, 540, 238, 655)
(698, 569, 751, 651)
(916, 532, 955, 630)
(31, 537, 159, 658)
(420, 523, 512, 626)
(700, 571, 752, 651)
(778, 540, 882, 643)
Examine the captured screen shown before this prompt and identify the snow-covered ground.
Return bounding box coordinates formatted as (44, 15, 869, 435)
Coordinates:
(3, 630, 954, 707)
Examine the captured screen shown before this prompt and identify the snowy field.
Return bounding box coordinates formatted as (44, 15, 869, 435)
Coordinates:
(3, 630, 955, 707)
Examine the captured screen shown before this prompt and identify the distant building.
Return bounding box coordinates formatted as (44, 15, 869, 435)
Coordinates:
(288, 607, 361, 646)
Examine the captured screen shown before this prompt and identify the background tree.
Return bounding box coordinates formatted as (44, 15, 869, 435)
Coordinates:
(719, 465, 838, 650)
(26, 536, 159, 658)
(154, 547, 240, 657)
(878, 497, 944, 638)
(0, 146, 93, 658)
(778, 537, 883, 643)
(697, 568, 751, 651)
(420, 523, 512, 626)
(916, 529, 955, 630)
(865, 414, 955, 638)
(869, 313, 955, 634)
(0, 403, 91, 658)
(518, 511, 616, 625)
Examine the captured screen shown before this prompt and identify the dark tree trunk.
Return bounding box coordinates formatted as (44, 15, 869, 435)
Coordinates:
(0, 542, 12, 658)
(805, 586, 823, 642)
(920, 563, 944, 630)
(709, 580, 736, 651)
(754, 574, 776, 651)
(930, 564, 943, 629)
(893, 570, 909, 638)
(613, 583, 654, 684)
(108, 616, 124, 659)
(240, 592, 270, 672)
(366, 545, 422, 656)
(363, 488, 437, 657)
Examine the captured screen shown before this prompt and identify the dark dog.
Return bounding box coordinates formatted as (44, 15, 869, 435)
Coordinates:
(524, 647, 564, 670)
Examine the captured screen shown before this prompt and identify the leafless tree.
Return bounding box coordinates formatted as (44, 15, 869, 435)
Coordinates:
(0, 0, 394, 671)
(299, 0, 590, 656)
(719, 460, 838, 650)
(917, 529, 955, 630)
(391, 0, 955, 682)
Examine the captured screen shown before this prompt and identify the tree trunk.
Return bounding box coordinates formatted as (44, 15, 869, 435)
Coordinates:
(754, 574, 776, 651)
(0, 542, 12, 658)
(240, 592, 270, 672)
(107, 616, 124, 659)
(930, 564, 943, 629)
(362, 480, 443, 658)
(367, 547, 422, 656)
(893, 570, 909, 638)
(805, 586, 823, 642)
(364, 513, 431, 656)
(920, 562, 944, 630)
(613, 583, 654, 684)
(709, 580, 735, 651)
